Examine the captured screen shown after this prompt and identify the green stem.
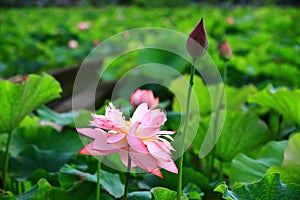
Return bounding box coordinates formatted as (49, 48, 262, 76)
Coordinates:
(96, 159, 101, 200)
(177, 59, 196, 200)
(123, 155, 131, 200)
(3, 131, 12, 190)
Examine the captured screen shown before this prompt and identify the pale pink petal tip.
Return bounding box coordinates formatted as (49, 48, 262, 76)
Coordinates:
(151, 168, 163, 178)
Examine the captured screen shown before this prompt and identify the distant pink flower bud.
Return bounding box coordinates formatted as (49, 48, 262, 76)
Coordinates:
(123, 30, 130, 38)
(186, 18, 208, 59)
(218, 40, 232, 61)
(77, 21, 90, 31)
(68, 40, 78, 49)
(93, 39, 101, 46)
(226, 17, 235, 25)
(10, 74, 28, 84)
(130, 89, 159, 109)
(118, 13, 125, 21)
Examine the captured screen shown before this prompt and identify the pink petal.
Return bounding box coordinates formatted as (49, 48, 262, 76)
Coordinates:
(129, 121, 141, 135)
(150, 98, 159, 109)
(126, 135, 148, 154)
(158, 159, 178, 174)
(135, 126, 160, 138)
(130, 89, 159, 109)
(91, 141, 121, 154)
(77, 128, 106, 139)
(90, 103, 126, 132)
(109, 102, 125, 126)
(79, 143, 109, 156)
(148, 110, 166, 127)
(159, 138, 175, 152)
(151, 168, 163, 178)
(144, 141, 170, 161)
(120, 149, 137, 169)
(106, 133, 126, 143)
(129, 150, 157, 172)
(132, 103, 149, 122)
(89, 131, 127, 152)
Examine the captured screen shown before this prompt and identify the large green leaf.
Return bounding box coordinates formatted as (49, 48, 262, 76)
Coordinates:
(170, 75, 256, 116)
(19, 178, 100, 200)
(249, 86, 300, 126)
(37, 105, 80, 126)
(48, 181, 98, 200)
(18, 178, 52, 200)
(127, 191, 152, 200)
(196, 110, 272, 161)
(267, 133, 300, 184)
(10, 124, 81, 157)
(225, 85, 257, 111)
(230, 140, 287, 185)
(181, 168, 210, 191)
(157, 167, 209, 191)
(151, 187, 188, 200)
(58, 164, 124, 198)
(214, 173, 300, 200)
(9, 124, 82, 180)
(215, 111, 272, 161)
(0, 192, 17, 200)
(182, 183, 204, 200)
(0, 74, 62, 133)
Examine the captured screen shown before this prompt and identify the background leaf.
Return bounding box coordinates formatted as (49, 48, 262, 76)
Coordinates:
(151, 187, 188, 200)
(9, 125, 82, 180)
(267, 133, 300, 184)
(182, 183, 204, 200)
(214, 173, 300, 200)
(58, 164, 124, 198)
(215, 111, 272, 161)
(249, 86, 300, 126)
(230, 140, 287, 185)
(18, 178, 52, 200)
(0, 74, 61, 133)
(127, 191, 152, 200)
(37, 106, 80, 126)
(171, 75, 255, 116)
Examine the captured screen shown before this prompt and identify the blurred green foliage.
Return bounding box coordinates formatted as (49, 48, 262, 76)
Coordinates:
(0, 5, 300, 200)
(0, 6, 299, 88)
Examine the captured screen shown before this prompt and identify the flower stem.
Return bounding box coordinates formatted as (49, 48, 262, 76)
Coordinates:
(3, 131, 13, 190)
(177, 59, 196, 200)
(123, 155, 131, 200)
(96, 159, 101, 200)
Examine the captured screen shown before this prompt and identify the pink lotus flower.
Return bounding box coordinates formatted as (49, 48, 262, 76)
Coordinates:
(130, 89, 159, 109)
(77, 103, 177, 178)
(68, 40, 78, 49)
(77, 21, 90, 31)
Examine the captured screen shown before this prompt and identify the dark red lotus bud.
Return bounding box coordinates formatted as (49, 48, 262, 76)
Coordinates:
(186, 18, 208, 60)
(218, 40, 232, 61)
